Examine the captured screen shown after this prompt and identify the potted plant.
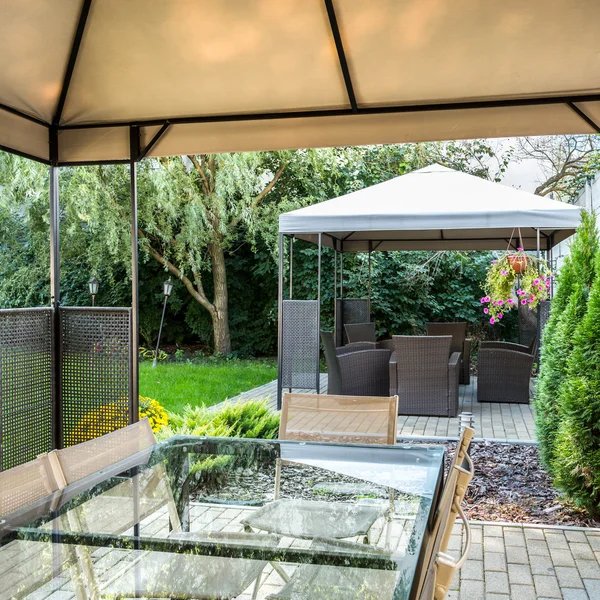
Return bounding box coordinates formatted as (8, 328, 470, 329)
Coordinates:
(481, 248, 552, 325)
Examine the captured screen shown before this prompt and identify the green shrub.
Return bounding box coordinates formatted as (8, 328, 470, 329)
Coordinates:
(158, 399, 280, 440)
(535, 210, 598, 470)
(552, 259, 600, 514)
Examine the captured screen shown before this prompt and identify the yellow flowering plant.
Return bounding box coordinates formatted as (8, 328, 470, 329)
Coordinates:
(138, 395, 169, 433)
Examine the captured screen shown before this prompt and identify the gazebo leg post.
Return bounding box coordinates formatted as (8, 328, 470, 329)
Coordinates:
(49, 164, 62, 450)
(536, 228, 541, 356)
(316, 233, 322, 394)
(277, 233, 284, 410)
(368, 240, 372, 317)
(129, 126, 140, 424)
(333, 247, 337, 345)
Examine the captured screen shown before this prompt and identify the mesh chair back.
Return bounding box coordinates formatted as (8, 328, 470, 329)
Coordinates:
(50, 419, 156, 486)
(0, 455, 60, 517)
(426, 323, 466, 356)
(320, 331, 342, 395)
(392, 335, 452, 404)
(280, 393, 398, 445)
(344, 322, 376, 344)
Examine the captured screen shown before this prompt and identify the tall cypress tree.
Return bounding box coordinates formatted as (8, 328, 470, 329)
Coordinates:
(552, 253, 600, 514)
(535, 210, 598, 469)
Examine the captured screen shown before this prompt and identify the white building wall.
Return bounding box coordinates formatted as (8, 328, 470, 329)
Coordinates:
(552, 173, 600, 272)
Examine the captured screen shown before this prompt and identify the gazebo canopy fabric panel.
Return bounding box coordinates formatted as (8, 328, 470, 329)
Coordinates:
(1, 0, 600, 164)
(279, 165, 582, 252)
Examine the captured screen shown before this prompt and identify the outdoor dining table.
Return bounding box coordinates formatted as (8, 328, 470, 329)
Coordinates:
(0, 436, 444, 600)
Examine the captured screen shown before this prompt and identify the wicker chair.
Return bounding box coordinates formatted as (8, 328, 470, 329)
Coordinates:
(321, 331, 391, 396)
(426, 322, 471, 385)
(477, 341, 535, 404)
(344, 322, 377, 343)
(390, 336, 461, 417)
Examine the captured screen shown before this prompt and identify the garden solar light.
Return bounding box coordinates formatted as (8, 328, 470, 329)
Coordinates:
(88, 277, 99, 307)
(154, 278, 173, 367)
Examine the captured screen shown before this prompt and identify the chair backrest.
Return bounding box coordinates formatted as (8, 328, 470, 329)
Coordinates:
(418, 456, 475, 600)
(48, 419, 157, 486)
(280, 393, 398, 445)
(344, 322, 377, 344)
(392, 335, 452, 396)
(0, 455, 60, 517)
(426, 323, 466, 356)
(337, 341, 378, 355)
(320, 330, 342, 395)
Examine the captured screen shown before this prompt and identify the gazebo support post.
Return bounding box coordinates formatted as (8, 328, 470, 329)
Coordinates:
(536, 228, 541, 355)
(316, 233, 322, 394)
(289, 235, 294, 299)
(276, 233, 284, 410)
(333, 247, 337, 343)
(367, 241, 372, 313)
(49, 164, 61, 450)
(129, 126, 140, 424)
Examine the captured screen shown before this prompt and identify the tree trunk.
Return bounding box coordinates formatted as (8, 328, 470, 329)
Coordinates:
(209, 242, 231, 355)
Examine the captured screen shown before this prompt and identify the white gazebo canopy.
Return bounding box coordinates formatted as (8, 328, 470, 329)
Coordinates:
(279, 165, 582, 252)
(2, 0, 600, 165)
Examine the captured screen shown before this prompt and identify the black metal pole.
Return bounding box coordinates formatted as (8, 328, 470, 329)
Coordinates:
(129, 127, 140, 423)
(289, 235, 294, 299)
(368, 240, 372, 315)
(153, 295, 168, 368)
(333, 248, 337, 344)
(49, 166, 62, 450)
(316, 233, 322, 394)
(277, 233, 284, 410)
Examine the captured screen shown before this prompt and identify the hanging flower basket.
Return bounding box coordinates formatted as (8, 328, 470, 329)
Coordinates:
(507, 254, 529, 275)
(480, 247, 552, 325)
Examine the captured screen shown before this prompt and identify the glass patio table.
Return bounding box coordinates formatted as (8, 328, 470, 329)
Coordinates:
(0, 436, 444, 600)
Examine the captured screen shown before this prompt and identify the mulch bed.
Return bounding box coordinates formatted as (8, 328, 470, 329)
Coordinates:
(448, 441, 600, 527)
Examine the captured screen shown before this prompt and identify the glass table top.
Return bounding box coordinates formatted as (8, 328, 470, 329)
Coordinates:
(0, 436, 445, 600)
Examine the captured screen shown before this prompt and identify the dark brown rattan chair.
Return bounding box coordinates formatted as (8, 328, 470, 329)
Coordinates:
(477, 340, 535, 404)
(426, 322, 471, 385)
(321, 331, 391, 396)
(390, 336, 461, 417)
(344, 322, 377, 343)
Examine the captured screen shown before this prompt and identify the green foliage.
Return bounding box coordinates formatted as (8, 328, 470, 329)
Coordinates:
(160, 399, 280, 440)
(535, 211, 599, 471)
(552, 256, 600, 514)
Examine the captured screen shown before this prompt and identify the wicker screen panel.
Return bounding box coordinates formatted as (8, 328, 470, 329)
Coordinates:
(281, 300, 319, 390)
(335, 298, 370, 346)
(60, 308, 131, 447)
(518, 301, 538, 348)
(0, 308, 53, 471)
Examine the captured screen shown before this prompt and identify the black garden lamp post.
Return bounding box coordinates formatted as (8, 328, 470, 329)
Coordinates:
(88, 277, 99, 307)
(153, 278, 173, 367)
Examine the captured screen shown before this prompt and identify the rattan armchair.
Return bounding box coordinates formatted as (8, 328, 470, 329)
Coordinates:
(426, 322, 471, 384)
(477, 341, 535, 404)
(321, 331, 391, 396)
(344, 322, 377, 343)
(389, 336, 460, 417)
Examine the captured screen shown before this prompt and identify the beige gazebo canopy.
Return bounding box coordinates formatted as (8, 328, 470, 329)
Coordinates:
(2, 0, 600, 165)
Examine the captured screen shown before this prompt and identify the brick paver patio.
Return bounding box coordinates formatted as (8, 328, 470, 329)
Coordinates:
(227, 375, 537, 441)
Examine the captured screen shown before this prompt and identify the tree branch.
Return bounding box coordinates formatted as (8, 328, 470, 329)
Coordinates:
(188, 155, 210, 196)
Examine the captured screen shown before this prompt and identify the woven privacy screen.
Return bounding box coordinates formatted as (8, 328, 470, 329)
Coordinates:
(335, 298, 370, 347)
(281, 300, 319, 390)
(60, 308, 131, 447)
(0, 308, 53, 471)
(519, 302, 539, 349)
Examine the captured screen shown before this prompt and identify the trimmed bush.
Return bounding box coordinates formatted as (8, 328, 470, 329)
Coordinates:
(535, 210, 598, 469)
(552, 259, 600, 514)
(159, 399, 279, 440)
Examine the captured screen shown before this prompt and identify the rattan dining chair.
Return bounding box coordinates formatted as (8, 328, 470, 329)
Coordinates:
(45, 419, 276, 600)
(344, 322, 377, 343)
(242, 392, 399, 552)
(390, 336, 461, 417)
(321, 330, 392, 396)
(426, 322, 471, 384)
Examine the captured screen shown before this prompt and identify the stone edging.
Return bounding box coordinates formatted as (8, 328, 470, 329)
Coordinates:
(468, 519, 600, 533)
(396, 434, 539, 446)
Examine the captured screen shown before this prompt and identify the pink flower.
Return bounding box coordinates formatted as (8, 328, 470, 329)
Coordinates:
(517, 247, 523, 252)
(498, 313, 503, 319)
(490, 317, 495, 325)
(480, 297, 486, 303)
(533, 279, 540, 285)
(507, 298, 514, 304)
(483, 308, 489, 314)
(497, 299, 504, 305)
(521, 299, 527, 305)
(484, 296, 491, 303)
(501, 269, 508, 276)
(491, 259, 498, 264)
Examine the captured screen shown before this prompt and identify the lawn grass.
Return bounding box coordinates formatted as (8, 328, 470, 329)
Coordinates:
(139, 359, 277, 414)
